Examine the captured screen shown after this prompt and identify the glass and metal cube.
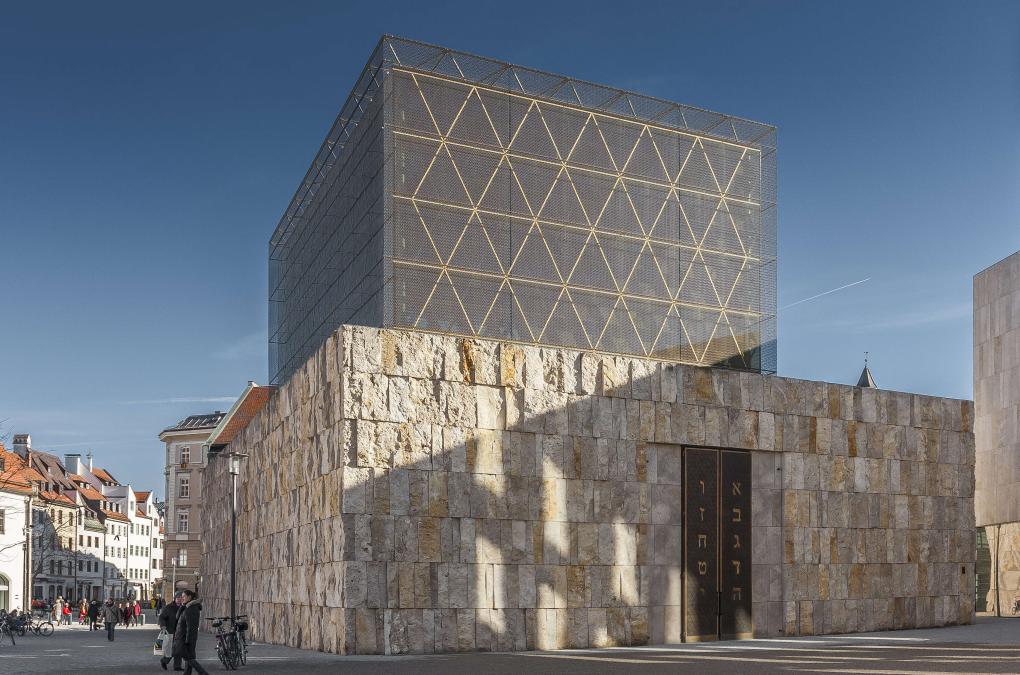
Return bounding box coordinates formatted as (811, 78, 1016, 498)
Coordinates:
(269, 36, 777, 385)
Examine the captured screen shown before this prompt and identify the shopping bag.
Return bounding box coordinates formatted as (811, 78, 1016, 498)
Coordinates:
(154, 630, 169, 657)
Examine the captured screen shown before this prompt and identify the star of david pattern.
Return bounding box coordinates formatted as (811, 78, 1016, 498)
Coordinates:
(388, 68, 773, 370)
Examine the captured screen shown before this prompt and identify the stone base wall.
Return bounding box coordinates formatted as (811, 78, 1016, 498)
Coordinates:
(200, 325, 975, 654)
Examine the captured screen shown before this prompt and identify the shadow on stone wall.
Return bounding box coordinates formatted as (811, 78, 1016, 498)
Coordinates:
(197, 325, 975, 654)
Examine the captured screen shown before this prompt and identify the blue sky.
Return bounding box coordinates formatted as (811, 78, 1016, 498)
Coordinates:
(1, 1, 1018, 492)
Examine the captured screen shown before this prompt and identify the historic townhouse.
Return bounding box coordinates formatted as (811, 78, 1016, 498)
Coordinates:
(10, 435, 164, 602)
(159, 411, 225, 596)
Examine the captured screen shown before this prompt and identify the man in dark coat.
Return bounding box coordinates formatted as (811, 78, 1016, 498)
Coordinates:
(172, 590, 209, 675)
(87, 600, 100, 631)
(158, 592, 184, 671)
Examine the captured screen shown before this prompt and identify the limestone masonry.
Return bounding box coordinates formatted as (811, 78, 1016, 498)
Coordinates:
(974, 250, 1020, 612)
(201, 325, 975, 654)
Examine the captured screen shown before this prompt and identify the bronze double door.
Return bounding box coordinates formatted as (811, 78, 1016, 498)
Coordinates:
(682, 447, 752, 641)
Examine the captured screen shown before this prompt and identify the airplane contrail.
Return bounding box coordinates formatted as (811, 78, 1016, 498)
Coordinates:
(780, 277, 871, 311)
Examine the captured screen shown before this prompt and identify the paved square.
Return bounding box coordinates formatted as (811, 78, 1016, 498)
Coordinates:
(2, 616, 1020, 674)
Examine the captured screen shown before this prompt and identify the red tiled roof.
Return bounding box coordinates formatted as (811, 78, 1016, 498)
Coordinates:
(210, 386, 274, 448)
(0, 446, 35, 495)
(92, 467, 118, 485)
(136, 508, 146, 518)
(29, 452, 77, 491)
(78, 486, 105, 502)
(39, 490, 75, 506)
(135, 490, 150, 502)
(101, 509, 130, 523)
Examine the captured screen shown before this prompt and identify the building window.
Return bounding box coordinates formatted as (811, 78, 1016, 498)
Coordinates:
(0, 508, 4, 534)
(178, 549, 187, 566)
(179, 475, 190, 499)
(177, 511, 189, 533)
(179, 447, 190, 465)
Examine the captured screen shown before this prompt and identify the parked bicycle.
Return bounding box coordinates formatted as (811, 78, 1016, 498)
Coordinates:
(1011, 597, 1020, 615)
(24, 616, 54, 637)
(207, 615, 249, 670)
(0, 613, 17, 646)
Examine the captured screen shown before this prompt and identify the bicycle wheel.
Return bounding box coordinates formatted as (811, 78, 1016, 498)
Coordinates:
(229, 633, 242, 670)
(4, 627, 15, 646)
(216, 637, 231, 669)
(239, 635, 248, 665)
(37, 622, 54, 637)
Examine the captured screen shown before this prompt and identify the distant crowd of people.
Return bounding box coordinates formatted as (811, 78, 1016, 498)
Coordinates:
(35, 596, 148, 627)
(11, 592, 210, 674)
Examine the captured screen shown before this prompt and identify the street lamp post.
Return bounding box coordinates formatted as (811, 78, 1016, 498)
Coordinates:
(228, 452, 247, 621)
(24, 485, 39, 611)
(72, 509, 79, 603)
(124, 532, 129, 600)
(102, 528, 107, 599)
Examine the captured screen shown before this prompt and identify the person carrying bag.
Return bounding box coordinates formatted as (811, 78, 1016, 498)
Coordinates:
(157, 592, 183, 671)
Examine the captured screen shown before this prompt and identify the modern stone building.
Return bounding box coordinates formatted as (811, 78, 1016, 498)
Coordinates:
(200, 36, 975, 654)
(974, 250, 1020, 613)
(201, 325, 975, 653)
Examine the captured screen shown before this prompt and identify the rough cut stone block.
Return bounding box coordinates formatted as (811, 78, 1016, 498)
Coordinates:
(201, 325, 975, 656)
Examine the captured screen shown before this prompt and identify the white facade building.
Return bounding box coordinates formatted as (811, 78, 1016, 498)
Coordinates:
(63, 455, 165, 601)
(4, 435, 165, 604)
(0, 446, 31, 612)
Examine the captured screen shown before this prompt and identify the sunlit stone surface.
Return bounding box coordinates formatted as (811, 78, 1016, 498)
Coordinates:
(201, 325, 974, 654)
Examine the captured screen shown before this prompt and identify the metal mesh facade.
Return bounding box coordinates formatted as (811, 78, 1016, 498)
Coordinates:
(269, 36, 777, 385)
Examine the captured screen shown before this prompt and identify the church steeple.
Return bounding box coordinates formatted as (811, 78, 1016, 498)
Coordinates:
(857, 352, 877, 388)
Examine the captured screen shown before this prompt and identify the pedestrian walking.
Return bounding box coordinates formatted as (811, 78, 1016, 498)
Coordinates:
(158, 592, 184, 671)
(173, 590, 209, 675)
(133, 599, 143, 626)
(52, 597, 62, 623)
(120, 601, 132, 627)
(88, 599, 100, 631)
(79, 600, 87, 625)
(62, 602, 71, 625)
(102, 600, 118, 642)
